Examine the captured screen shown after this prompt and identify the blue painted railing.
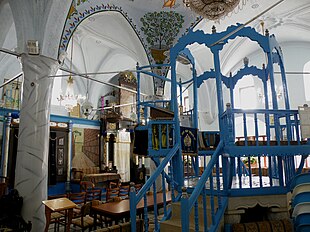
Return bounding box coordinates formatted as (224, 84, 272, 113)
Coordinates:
(181, 141, 228, 232)
(222, 108, 309, 155)
(220, 107, 310, 195)
(129, 145, 180, 232)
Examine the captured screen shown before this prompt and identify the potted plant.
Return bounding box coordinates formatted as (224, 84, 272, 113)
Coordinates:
(242, 157, 257, 168)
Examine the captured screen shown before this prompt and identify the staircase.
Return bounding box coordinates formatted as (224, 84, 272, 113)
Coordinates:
(130, 57, 310, 231)
(290, 172, 310, 232)
(161, 196, 224, 232)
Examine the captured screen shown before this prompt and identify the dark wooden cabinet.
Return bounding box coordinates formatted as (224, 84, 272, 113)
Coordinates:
(7, 125, 68, 187)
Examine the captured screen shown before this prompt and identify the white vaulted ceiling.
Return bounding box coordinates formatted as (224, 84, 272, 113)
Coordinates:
(62, 11, 152, 108)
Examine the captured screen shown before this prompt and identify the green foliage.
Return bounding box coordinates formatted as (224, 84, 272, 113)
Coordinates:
(242, 157, 257, 165)
(140, 11, 184, 49)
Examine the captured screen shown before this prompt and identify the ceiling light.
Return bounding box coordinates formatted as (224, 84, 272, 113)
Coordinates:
(58, 35, 84, 112)
(184, 0, 241, 20)
(58, 76, 78, 112)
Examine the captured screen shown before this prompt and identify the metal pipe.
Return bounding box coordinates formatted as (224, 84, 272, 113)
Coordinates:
(0, 73, 23, 88)
(66, 120, 73, 193)
(274, 71, 310, 75)
(0, 47, 20, 57)
(1, 114, 11, 178)
(210, 0, 284, 47)
(53, 67, 154, 77)
(61, 69, 148, 96)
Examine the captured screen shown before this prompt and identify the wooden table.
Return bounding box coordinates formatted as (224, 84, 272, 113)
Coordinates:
(42, 197, 76, 232)
(82, 173, 120, 185)
(92, 191, 171, 229)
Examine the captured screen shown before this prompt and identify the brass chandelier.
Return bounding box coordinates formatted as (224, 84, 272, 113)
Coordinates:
(184, 0, 241, 20)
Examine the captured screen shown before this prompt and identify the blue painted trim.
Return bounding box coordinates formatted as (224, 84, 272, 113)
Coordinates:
(229, 186, 287, 196)
(172, 24, 269, 57)
(225, 145, 310, 157)
(51, 114, 100, 126)
(48, 182, 66, 196)
(0, 107, 100, 127)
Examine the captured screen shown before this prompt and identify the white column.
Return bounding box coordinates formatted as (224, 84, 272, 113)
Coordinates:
(1, 114, 11, 179)
(14, 54, 59, 231)
(66, 120, 73, 192)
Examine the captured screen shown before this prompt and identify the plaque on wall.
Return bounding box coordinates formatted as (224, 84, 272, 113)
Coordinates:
(58, 137, 64, 146)
(57, 167, 64, 176)
(180, 127, 198, 154)
(57, 148, 64, 165)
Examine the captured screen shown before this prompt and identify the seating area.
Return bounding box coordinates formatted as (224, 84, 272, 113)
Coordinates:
(46, 180, 137, 231)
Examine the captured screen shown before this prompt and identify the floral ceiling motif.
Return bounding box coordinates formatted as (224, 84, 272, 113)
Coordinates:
(141, 11, 184, 50)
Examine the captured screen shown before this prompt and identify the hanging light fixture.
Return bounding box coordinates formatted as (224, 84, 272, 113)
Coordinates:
(184, 0, 241, 20)
(58, 35, 79, 112)
(81, 76, 93, 117)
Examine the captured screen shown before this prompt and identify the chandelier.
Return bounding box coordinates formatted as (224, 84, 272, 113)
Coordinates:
(58, 76, 79, 112)
(184, 0, 241, 20)
(57, 34, 84, 112)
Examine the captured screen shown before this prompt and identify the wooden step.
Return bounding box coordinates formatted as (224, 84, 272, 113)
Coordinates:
(161, 218, 203, 232)
(161, 196, 221, 231)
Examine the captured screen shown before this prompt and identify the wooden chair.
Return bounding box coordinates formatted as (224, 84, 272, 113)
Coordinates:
(101, 188, 107, 202)
(94, 228, 109, 232)
(106, 187, 120, 202)
(69, 192, 86, 218)
(90, 200, 105, 227)
(135, 183, 142, 193)
(108, 225, 121, 232)
(119, 219, 142, 232)
(119, 185, 130, 199)
(71, 202, 94, 232)
(47, 194, 68, 232)
(119, 221, 131, 232)
(71, 168, 84, 184)
(109, 181, 119, 189)
(80, 181, 95, 192)
(86, 188, 101, 202)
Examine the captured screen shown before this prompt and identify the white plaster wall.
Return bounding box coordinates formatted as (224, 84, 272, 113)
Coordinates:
(280, 42, 310, 109)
